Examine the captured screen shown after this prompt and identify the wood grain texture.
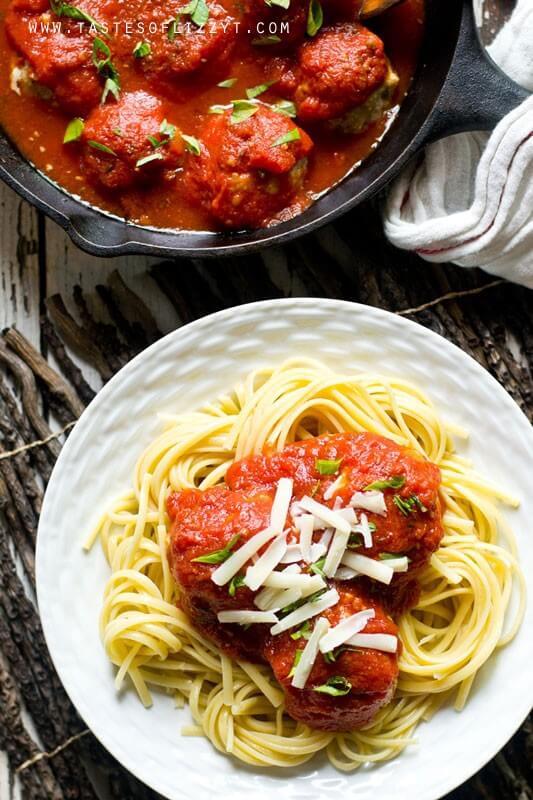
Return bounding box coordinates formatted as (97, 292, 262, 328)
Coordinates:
(0, 191, 531, 800)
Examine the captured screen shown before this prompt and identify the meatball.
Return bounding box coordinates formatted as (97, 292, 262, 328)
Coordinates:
(167, 485, 276, 661)
(226, 432, 443, 574)
(134, 0, 236, 84)
(276, 22, 398, 130)
(5, 0, 103, 113)
(184, 104, 313, 228)
(264, 584, 399, 731)
(81, 91, 183, 191)
(243, 0, 308, 50)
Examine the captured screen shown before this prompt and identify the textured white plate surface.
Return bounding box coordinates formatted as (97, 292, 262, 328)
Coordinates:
(37, 299, 533, 800)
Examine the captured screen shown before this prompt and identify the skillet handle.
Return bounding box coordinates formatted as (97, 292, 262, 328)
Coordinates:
(423, 0, 529, 142)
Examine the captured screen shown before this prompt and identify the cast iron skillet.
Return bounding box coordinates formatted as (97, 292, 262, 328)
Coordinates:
(0, 0, 529, 258)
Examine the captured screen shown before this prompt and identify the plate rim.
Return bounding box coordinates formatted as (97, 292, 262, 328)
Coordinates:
(36, 297, 533, 800)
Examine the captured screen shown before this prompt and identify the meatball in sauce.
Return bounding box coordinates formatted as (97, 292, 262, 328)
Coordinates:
(167, 432, 443, 731)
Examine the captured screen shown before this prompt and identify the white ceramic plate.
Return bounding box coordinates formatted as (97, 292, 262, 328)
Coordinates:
(37, 299, 533, 800)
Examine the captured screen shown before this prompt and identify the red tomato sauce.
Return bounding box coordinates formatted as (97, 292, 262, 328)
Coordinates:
(0, 0, 424, 231)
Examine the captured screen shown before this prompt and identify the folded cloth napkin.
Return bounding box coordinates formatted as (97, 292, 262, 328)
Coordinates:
(383, 0, 533, 289)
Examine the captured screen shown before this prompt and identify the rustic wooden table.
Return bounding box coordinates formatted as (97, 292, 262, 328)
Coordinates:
(0, 172, 531, 800)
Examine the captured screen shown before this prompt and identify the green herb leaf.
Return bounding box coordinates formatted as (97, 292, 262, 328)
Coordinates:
(228, 573, 246, 596)
(102, 76, 120, 103)
(323, 650, 337, 663)
(288, 649, 302, 678)
(309, 556, 326, 578)
(191, 533, 242, 564)
(280, 587, 326, 616)
(273, 128, 301, 147)
(251, 34, 281, 46)
(217, 78, 237, 88)
(313, 675, 352, 696)
(63, 118, 84, 144)
(230, 100, 259, 124)
(271, 99, 296, 118)
(49, 0, 109, 36)
(290, 620, 312, 640)
(181, 133, 201, 155)
(113, 127, 124, 137)
(246, 81, 276, 99)
(266, 0, 290, 7)
(160, 119, 177, 139)
(379, 552, 410, 562)
(347, 533, 363, 549)
(169, 0, 209, 34)
(306, 0, 323, 37)
(87, 140, 116, 156)
(92, 37, 111, 70)
(364, 475, 405, 491)
(133, 41, 151, 58)
(136, 152, 164, 168)
(393, 494, 428, 516)
(208, 104, 228, 114)
(315, 458, 342, 476)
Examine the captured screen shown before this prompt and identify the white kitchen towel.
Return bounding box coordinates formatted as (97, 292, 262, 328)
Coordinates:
(383, 0, 533, 289)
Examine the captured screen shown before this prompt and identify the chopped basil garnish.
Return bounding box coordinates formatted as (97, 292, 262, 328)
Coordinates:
(273, 128, 301, 147)
(169, 0, 209, 38)
(313, 675, 351, 696)
(191, 533, 242, 564)
(347, 532, 363, 549)
(228, 573, 246, 596)
(315, 458, 342, 476)
(133, 41, 151, 58)
(280, 587, 326, 615)
(306, 0, 323, 37)
(87, 140, 116, 156)
(288, 649, 302, 678)
(92, 37, 120, 103)
(323, 650, 337, 663)
(63, 118, 84, 144)
(271, 99, 296, 118)
(136, 152, 164, 168)
(393, 494, 428, 516)
(265, 0, 290, 7)
(290, 620, 312, 640)
(217, 78, 237, 88)
(230, 100, 259, 124)
(181, 133, 201, 155)
(246, 81, 276, 100)
(309, 556, 326, 578)
(364, 475, 405, 491)
(251, 34, 281, 46)
(160, 119, 177, 139)
(49, 0, 109, 36)
(379, 552, 410, 562)
(112, 127, 124, 137)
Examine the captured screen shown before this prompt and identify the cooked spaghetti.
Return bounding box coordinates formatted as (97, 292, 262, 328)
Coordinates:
(85, 358, 525, 770)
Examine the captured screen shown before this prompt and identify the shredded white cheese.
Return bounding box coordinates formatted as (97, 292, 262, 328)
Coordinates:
(245, 533, 287, 591)
(295, 513, 314, 563)
(290, 617, 331, 690)
(309, 542, 328, 562)
(318, 609, 375, 653)
(349, 490, 387, 516)
(217, 610, 278, 625)
(323, 528, 351, 578)
(341, 552, 394, 584)
(346, 633, 398, 653)
(298, 496, 351, 534)
(270, 477, 294, 533)
(354, 512, 373, 548)
(270, 588, 339, 635)
(211, 526, 277, 586)
(323, 474, 344, 501)
(334, 565, 359, 580)
(381, 556, 409, 572)
(263, 572, 323, 592)
(280, 544, 303, 563)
